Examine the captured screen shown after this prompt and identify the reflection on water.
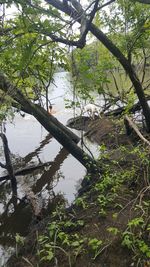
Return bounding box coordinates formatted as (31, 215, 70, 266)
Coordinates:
(0, 72, 88, 265)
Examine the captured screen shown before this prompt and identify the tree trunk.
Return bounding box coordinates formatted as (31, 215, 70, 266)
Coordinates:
(28, 103, 99, 173)
(0, 73, 100, 173)
(89, 24, 150, 132)
(44, 1, 150, 132)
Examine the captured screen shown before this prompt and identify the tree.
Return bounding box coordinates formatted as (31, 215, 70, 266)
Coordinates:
(41, 0, 150, 130)
(0, 0, 150, 173)
(0, 1, 101, 172)
(2, 0, 150, 129)
(0, 71, 100, 173)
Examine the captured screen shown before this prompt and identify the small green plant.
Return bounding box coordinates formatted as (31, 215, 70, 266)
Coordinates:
(107, 227, 120, 236)
(75, 196, 88, 209)
(99, 143, 109, 160)
(37, 216, 86, 266)
(122, 216, 150, 264)
(88, 238, 103, 259)
(94, 169, 121, 217)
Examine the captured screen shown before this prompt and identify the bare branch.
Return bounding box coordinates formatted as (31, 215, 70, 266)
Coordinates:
(42, 32, 84, 47)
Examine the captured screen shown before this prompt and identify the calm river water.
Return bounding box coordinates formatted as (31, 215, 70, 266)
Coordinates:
(0, 72, 99, 266)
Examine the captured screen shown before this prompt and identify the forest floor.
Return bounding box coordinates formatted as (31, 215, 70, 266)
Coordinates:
(7, 115, 150, 267)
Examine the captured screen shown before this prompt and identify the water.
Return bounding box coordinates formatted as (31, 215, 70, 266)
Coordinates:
(0, 72, 99, 266)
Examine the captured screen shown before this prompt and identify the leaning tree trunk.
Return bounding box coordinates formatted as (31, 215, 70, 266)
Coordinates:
(22, 100, 99, 173)
(0, 72, 100, 173)
(89, 24, 150, 132)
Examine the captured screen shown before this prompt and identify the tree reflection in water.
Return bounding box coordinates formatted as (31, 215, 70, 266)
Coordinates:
(0, 132, 69, 260)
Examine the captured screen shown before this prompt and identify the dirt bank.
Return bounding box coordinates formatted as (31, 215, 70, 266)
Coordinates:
(6, 116, 150, 267)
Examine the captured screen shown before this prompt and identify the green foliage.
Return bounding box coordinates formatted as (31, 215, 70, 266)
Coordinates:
(101, 0, 150, 55)
(67, 0, 150, 109)
(37, 205, 86, 265)
(0, 2, 150, 266)
(88, 238, 103, 259)
(38, 223, 86, 264)
(94, 170, 121, 216)
(0, 1, 69, 113)
(130, 145, 150, 165)
(75, 196, 88, 209)
(15, 233, 25, 245)
(122, 216, 150, 260)
(71, 43, 115, 101)
(1, 0, 150, 116)
(107, 227, 120, 236)
(124, 90, 137, 113)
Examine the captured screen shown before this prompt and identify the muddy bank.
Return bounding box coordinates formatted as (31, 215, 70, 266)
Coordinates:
(6, 116, 150, 267)
(67, 115, 132, 146)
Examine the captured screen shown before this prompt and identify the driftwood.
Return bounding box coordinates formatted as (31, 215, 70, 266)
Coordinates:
(0, 161, 52, 182)
(124, 115, 150, 147)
